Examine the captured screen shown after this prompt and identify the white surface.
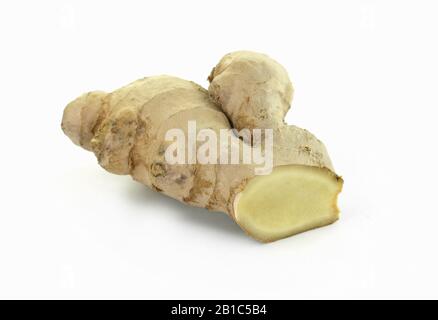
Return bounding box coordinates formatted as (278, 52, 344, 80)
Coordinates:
(0, 0, 437, 299)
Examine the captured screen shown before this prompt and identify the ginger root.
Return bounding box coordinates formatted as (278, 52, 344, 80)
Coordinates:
(61, 51, 343, 242)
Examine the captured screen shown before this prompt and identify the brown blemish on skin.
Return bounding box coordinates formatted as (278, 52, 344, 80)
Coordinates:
(152, 184, 163, 192)
(207, 67, 216, 82)
(258, 108, 268, 120)
(299, 145, 312, 153)
(158, 144, 166, 155)
(175, 174, 187, 185)
(151, 162, 166, 177)
(184, 175, 213, 204)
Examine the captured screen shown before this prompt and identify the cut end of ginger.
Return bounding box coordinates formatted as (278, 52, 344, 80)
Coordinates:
(234, 165, 343, 243)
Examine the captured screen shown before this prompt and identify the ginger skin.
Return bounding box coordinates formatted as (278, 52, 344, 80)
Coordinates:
(62, 51, 343, 242)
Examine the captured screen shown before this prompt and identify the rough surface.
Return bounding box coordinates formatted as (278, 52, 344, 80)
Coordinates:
(208, 51, 293, 131)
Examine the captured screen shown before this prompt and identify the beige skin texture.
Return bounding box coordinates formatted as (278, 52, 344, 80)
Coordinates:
(61, 51, 343, 242)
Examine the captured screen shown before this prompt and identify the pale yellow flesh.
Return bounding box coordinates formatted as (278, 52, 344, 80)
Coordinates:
(235, 165, 342, 242)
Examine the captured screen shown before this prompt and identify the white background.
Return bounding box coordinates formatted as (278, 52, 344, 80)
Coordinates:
(0, 0, 437, 299)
